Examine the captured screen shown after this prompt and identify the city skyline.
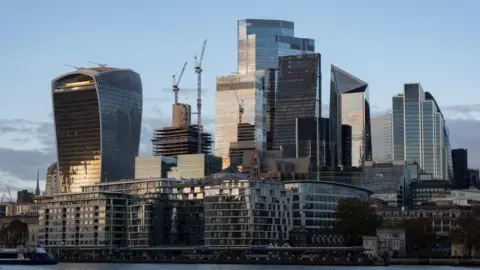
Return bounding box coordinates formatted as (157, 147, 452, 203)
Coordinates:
(1, 0, 480, 190)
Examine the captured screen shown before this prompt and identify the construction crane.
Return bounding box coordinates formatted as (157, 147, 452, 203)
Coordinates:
(194, 39, 207, 154)
(233, 89, 244, 123)
(172, 61, 188, 104)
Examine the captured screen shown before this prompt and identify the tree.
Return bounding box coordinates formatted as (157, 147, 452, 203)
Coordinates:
(404, 217, 436, 254)
(0, 220, 29, 247)
(333, 197, 381, 246)
(450, 213, 480, 256)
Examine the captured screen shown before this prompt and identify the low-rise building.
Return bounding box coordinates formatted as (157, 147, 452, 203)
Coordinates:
(203, 178, 292, 246)
(284, 180, 372, 231)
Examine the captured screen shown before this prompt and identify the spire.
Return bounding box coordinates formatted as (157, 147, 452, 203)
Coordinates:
(35, 168, 41, 196)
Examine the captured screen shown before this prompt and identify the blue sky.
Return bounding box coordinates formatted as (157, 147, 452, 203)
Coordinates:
(0, 0, 479, 191)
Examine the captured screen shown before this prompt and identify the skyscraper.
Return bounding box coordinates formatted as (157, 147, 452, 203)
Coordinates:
(329, 65, 372, 168)
(371, 114, 393, 163)
(215, 72, 266, 168)
(237, 19, 315, 74)
(52, 66, 143, 193)
(451, 148, 468, 189)
(274, 53, 321, 165)
(391, 83, 453, 181)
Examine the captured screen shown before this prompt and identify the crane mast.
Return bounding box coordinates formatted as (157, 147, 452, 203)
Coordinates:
(194, 39, 207, 154)
(233, 90, 244, 124)
(172, 62, 188, 104)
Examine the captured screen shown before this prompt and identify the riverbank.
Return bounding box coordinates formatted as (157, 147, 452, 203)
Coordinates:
(391, 258, 480, 266)
(60, 258, 378, 266)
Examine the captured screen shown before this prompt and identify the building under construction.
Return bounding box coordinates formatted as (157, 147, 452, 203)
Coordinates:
(152, 103, 212, 157)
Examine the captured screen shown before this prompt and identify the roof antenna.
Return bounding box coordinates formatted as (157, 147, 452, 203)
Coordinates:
(88, 61, 108, 68)
(65, 64, 84, 70)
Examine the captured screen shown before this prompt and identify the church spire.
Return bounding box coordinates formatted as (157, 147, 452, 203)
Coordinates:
(35, 168, 41, 196)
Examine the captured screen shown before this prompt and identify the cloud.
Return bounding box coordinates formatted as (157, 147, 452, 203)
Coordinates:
(445, 118, 480, 168)
(0, 102, 216, 190)
(0, 101, 476, 193)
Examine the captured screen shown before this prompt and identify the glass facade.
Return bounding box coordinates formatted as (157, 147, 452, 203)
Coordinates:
(403, 83, 423, 165)
(329, 65, 372, 168)
(392, 94, 404, 161)
(215, 73, 266, 168)
(52, 68, 142, 193)
(237, 19, 315, 75)
(371, 114, 393, 163)
(391, 84, 453, 181)
(284, 181, 371, 231)
(274, 54, 321, 161)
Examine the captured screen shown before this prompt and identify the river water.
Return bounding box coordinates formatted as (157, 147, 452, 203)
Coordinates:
(0, 264, 475, 270)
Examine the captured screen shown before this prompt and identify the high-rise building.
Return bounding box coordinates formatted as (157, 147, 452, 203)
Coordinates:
(215, 72, 266, 168)
(152, 104, 212, 158)
(274, 54, 321, 162)
(329, 65, 372, 168)
(237, 19, 315, 75)
(391, 83, 453, 181)
(295, 117, 331, 169)
(51, 66, 143, 193)
(468, 169, 480, 187)
(371, 114, 393, 163)
(265, 68, 278, 151)
(451, 148, 468, 189)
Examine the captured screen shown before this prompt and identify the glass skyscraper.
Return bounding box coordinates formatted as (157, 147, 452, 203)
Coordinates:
(274, 54, 321, 162)
(237, 19, 315, 74)
(215, 19, 315, 168)
(51, 67, 143, 193)
(392, 83, 453, 181)
(329, 65, 372, 168)
(215, 72, 266, 168)
(371, 113, 393, 163)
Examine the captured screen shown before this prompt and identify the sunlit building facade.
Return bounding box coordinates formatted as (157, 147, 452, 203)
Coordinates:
(329, 65, 372, 168)
(237, 19, 315, 75)
(391, 83, 453, 181)
(51, 67, 143, 193)
(215, 73, 266, 168)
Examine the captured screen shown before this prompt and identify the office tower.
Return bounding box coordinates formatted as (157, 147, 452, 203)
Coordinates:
(329, 65, 372, 168)
(452, 149, 468, 189)
(237, 19, 315, 75)
(265, 68, 278, 150)
(341, 125, 353, 167)
(52, 66, 142, 193)
(152, 104, 212, 158)
(391, 83, 453, 180)
(468, 169, 480, 187)
(392, 94, 404, 161)
(274, 54, 321, 161)
(215, 72, 265, 168)
(295, 117, 331, 169)
(371, 114, 393, 163)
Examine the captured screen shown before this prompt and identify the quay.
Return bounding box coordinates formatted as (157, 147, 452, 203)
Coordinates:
(49, 246, 379, 266)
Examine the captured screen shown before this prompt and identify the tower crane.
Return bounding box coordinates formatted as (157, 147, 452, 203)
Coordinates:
(234, 90, 244, 124)
(194, 39, 207, 154)
(172, 61, 188, 104)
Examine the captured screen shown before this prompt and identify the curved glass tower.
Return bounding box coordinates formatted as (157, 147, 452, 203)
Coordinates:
(51, 67, 143, 193)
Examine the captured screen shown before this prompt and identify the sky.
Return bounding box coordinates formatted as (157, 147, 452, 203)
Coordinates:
(0, 0, 479, 194)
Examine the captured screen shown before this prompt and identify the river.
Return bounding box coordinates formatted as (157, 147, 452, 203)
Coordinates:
(0, 264, 475, 270)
